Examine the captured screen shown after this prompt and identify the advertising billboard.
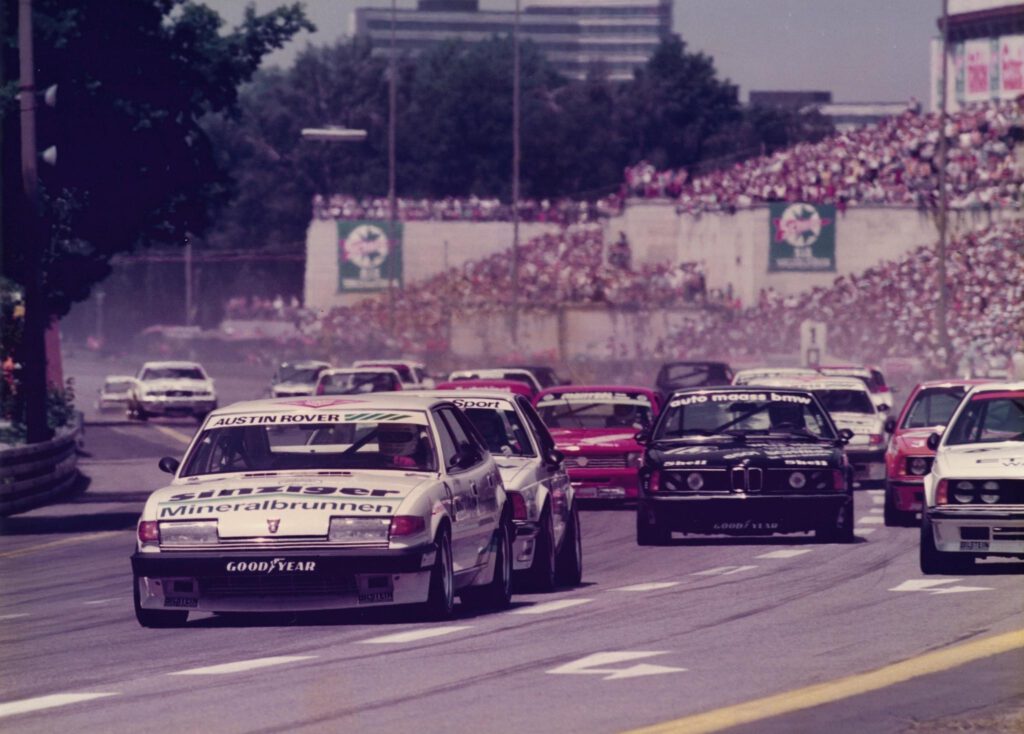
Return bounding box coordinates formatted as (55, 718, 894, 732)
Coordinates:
(337, 220, 403, 292)
(768, 202, 837, 273)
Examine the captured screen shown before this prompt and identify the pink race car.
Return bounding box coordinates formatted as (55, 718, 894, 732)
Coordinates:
(533, 386, 661, 502)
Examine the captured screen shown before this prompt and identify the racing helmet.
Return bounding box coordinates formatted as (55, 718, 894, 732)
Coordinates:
(378, 424, 420, 457)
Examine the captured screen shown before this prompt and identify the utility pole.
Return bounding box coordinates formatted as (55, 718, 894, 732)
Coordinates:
(936, 0, 954, 375)
(18, 0, 52, 442)
(388, 0, 398, 340)
(511, 0, 521, 349)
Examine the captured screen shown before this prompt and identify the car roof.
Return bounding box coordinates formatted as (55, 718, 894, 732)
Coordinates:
(536, 385, 657, 396)
(965, 381, 1024, 395)
(914, 378, 998, 389)
(140, 360, 205, 369)
(280, 360, 331, 368)
(321, 367, 402, 376)
(404, 389, 518, 404)
(208, 394, 453, 417)
(353, 359, 425, 369)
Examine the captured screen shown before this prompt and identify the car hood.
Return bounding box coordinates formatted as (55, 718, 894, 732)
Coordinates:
(549, 428, 639, 454)
(272, 383, 315, 396)
(936, 443, 1024, 479)
(892, 427, 937, 454)
(650, 441, 843, 470)
(144, 472, 431, 537)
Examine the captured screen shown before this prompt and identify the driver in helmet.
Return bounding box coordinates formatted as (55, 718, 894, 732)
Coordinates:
(378, 423, 429, 469)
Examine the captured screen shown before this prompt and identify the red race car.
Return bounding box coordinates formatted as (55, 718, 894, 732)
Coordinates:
(883, 379, 992, 526)
(533, 386, 661, 502)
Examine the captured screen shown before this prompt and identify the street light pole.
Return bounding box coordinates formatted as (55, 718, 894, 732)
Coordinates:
(511, 0, 521, 348)
(388, 0, 398, 339)
(936, 0, 953, 374)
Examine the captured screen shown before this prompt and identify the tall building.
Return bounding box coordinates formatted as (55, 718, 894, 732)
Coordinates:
(931, 0, 1024, 112)
(353, 0, 672, 81)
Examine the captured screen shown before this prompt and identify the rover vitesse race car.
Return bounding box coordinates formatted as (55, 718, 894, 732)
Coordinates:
(128, 361, 218, 422)
(131, 395, 513, 627)
(636, 387, 855, 545)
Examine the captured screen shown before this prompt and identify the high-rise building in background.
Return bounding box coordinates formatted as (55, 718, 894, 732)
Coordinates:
(353, 0, 672, 81)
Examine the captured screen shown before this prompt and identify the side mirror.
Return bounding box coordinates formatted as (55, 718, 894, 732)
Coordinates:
(546, 449, 564, 467)
(926, 432, 942, 451)
(158, 456, 180, 474)
(883, 417, 896, 434)
(634, 429, 651, 445)
(837, 428, 855, 445)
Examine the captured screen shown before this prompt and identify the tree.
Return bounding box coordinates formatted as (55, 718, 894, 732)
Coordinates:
(1, 0, 312, 441)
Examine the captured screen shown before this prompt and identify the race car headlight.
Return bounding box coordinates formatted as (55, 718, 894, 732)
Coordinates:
(953, 480, 974, 504)
(158, 521, 218, 545)
(329, 517, 390, 542)
(686, 472, 704, 491)
(908, 457, 930, 476)
(788, 471, 807, 489)
(980, 481, 1000, 504)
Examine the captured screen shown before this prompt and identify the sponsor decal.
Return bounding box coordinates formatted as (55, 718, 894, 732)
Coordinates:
(167, 486, 402, 502)
(723, 450, 761, 460)
(784, 459, 829, 467)
(769, 202, 836, 272)
(209, 411, 423, 427)
(267, 518, 280, 534)
(664, 459, 708, 468)
(158, 499, 396, 518)
(712, 520, 780, 531)
(225, 558, 317, 573)
(541, 392, 651, 405)
(279, 398, 366, 409)
(451, 398, 506, 410)
(664, 447, 709, 456)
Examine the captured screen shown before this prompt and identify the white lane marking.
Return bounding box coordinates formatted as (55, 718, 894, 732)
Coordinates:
(511, 599, 593, 615)
(83, 599, 116, 606)
(692, 566, 757, 576)
(871, 494, 885, 504)
(866, 490, 884, 496)
(0, 693, 118, 719)
(0, 613, 29, 620)
(858, 516, 885, 525)
(889, 579, 993, 595)
(169, 655, 315, 676)
(858, 528, 877, 535)
(547, 651, 687, 680)
(613, 582, 681, 592)
(869, 508, 884, 514)
(755, 550, 811, 560)
(360, 626, 472, 644)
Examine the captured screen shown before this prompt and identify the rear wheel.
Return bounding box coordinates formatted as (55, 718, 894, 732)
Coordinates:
(133, 576, 188, 628)
(461, 522, 512, 612)
(421, 528, 455, 620)
(636, 507, 671, 546)
(524, 508, 556, 591)
(555, 504, 583, 586)
(920, 515, 973, 574)
(129, 402, 149, 421)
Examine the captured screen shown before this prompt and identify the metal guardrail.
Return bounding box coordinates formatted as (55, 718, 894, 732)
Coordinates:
(0, 428, 80, 517)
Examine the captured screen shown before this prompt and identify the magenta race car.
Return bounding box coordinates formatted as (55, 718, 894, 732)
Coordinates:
(533, 386, 661, 501)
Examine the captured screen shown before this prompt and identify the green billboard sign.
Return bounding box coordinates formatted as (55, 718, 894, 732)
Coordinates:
(768, 202, 836, 272)
(337, 220, 403, 292)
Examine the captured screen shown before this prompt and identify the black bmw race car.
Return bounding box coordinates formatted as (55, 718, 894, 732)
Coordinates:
(636, 387, 856, 545)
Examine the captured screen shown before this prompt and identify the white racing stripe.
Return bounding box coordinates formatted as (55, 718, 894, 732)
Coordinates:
(169, 655, 315, 676)
(613, 582, 681, 592)
(510, 599, 593, 615)
(360, 626, 472, 643)
(0, 693, 118, 719)
(755, 550, 812, 560)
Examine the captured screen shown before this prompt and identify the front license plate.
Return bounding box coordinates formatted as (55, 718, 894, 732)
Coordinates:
(959, 541, 989, 551)
(358, 591, 394, 604)
(164, 597, 198, 608)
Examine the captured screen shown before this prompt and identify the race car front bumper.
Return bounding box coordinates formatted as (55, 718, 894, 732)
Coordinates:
(567, 468, 639, 500)
(131, 544, 436, 613)
(924, 506, 1024, 556)
(137, 397, 217, 417)
(845, 447, 887, 486)
(639, 493, 852, 535)
(887, 477, 924, 512)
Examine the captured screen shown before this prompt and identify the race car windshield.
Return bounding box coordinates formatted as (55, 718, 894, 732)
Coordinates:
(104, 380, 133, 392)
(900, 387, 967, 429)
(321, 373, 397, 394)
(141, 367, 205, 381)
(277, 366, 322, 384)
(180, 419, 438, 476)
(813, 389, 875, 414)
(537, 396, 653, 430)
(658, 395, 834, 440)
(662, 364, 714, 387)
(462, 407, 535, 457)
(945, 395, 1024, 445)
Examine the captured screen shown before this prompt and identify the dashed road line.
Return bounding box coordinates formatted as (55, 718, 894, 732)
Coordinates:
(0, 693, 118, 719)
(83, 599, 116, 606)
(613, 582, 681, 592)
(858, 516, 884, 525)
(869, 508, 883, 514)
(0, 613, 29, 620)
(361, 626, 472, 643)
(890, 579, 993, 595)
(755, 550, 811, 560)
(510, 599, 593, 615)
(871, 494, 885, 504)
(0, 532, 120, 560)
(169, 655, 315, 676)
(866, 489, 884, 496)
(692, 566, 757, 576)
(858, 528, 877, 535)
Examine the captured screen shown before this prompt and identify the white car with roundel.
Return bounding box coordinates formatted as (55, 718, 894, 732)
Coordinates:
(131, 395, 513, 626)
(128, 361, 218, 423)
(405, 389, 582, 590)
(920, 382, 1024, 573)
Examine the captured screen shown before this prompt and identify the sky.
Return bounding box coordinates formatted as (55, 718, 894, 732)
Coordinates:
(208, 0, 943, 103)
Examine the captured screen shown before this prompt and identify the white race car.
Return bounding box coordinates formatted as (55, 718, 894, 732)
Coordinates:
(131, 395, 513, 626)
(269, 360, 331, 398)
(128, 361, 218, 423)
(406, 389, 582, 590)
(920, 382, 1024, 573)
(448, 368, 543, 395)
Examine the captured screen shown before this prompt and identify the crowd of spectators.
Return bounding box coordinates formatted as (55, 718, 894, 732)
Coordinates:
(624, 100, 1024, 214)
(311, 194, 622, 224)
(224, 295, 305, 322)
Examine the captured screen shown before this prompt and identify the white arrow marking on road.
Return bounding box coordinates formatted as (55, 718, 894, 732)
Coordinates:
(613, 582, 681, 592)
(170, 655, 315, 675)
(511, 599, 593, 615)
(0, 693, 118, 719)
(360, 626, 472, 643)
(693, 565, 757, 576)
(858, 516, 885, 524)
(889, 579, 993, 595)
(547, 651, 686, 680)
(756, 549, 811, 559)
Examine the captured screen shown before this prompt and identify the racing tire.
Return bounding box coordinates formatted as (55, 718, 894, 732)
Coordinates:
(421, 528, 455, 620)
(883, 485, 916, 528)
(554, 503, 583, 587)
(920, 515, 973, 574)
(636, 507, 671, 546)
(129, 402, 149, 422)
(133, 576, 188, 628)
(817, 497, 855, 543)
(523, 508, 557, 592)
(461, 522, 513, 612)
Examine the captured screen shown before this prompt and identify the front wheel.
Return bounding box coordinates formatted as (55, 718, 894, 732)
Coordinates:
(920, 515, 973, 574)
(817, 497, 855, 543)
(555, 504, 583, 586)
(523, 508, 556, 591)
(133, 576, 188, 628)
(421, 528, 455, 620)
(636, 507, 671, 546)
